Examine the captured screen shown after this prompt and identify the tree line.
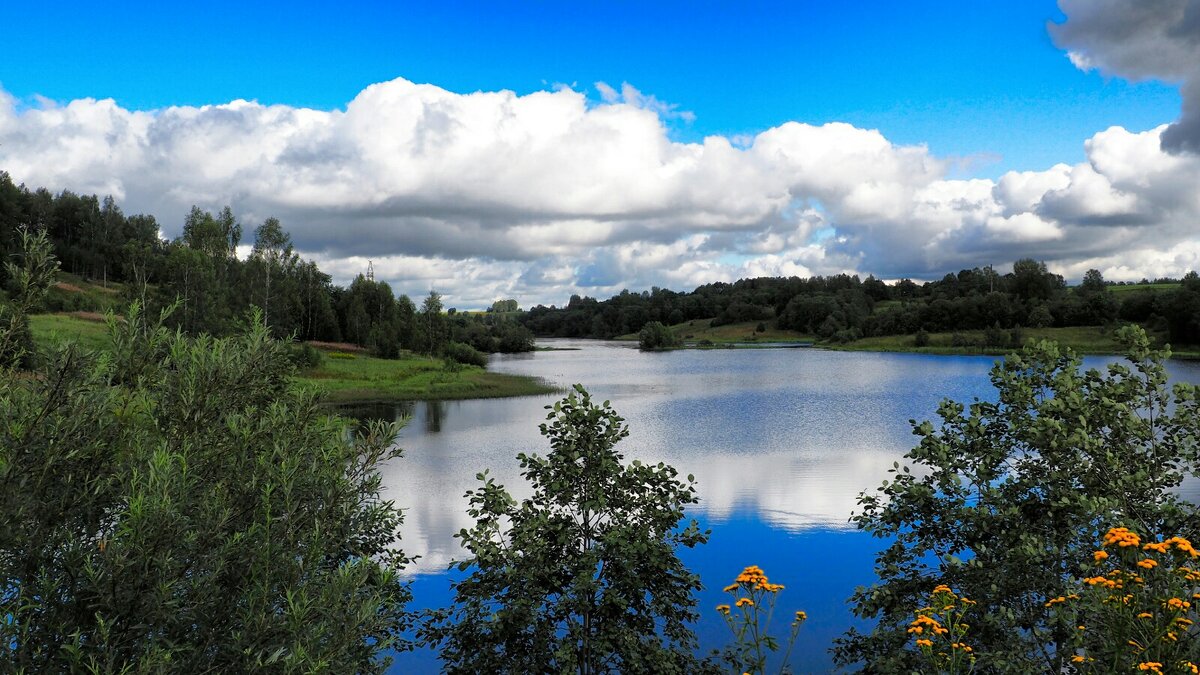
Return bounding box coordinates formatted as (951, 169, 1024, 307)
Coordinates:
(522, 262, 1200, 347)
(0, 172, 533, 358)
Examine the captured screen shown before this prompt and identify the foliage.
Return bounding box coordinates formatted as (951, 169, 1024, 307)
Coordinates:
(714, 565, 806, 675)
(288, 341, 323, 369)
(638, 320, 680, 350)
(0, 228, 60, 368)
(445, 340, 488, 367)
(836, 326, 1200, 672)
(908, 585, 977, 674)
(0, 303, 412, 672)
(1047, 527, 1200, 673)
(423, 385, 710, 674)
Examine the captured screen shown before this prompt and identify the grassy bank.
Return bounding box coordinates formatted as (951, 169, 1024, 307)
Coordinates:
(827, 325, 1200, 358)
(29, 313, 558, 401)
(608, 316, 1199, 358)
(299, 350, 558, 402)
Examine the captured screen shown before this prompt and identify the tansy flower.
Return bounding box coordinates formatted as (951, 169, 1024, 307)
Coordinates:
(915, 638, 933, 648)
(716, 604, 730, 614)
(794, 611, 807, 621)
(736, 598, 754, 608)
(1094, 550, 1109, 562)
(1138, 559, 1158, 569)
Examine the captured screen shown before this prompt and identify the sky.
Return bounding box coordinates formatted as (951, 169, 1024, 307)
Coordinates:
(2, 0, 1199, 308)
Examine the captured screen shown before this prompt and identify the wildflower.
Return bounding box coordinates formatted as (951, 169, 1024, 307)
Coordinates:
(716, 604, 731, 614)
(1093, 550, 1109, 562)
(723, 583, 738, 593)
(915, 638, 933, 648)
(735, 598, 754, 608)
(1144, 541, 1170, 554)
(1183, 662, 1199, 675)
(1166, 598, 1191, 611)
(1137, 559, 1158, 569)
(1139, 611, 1155, 619)
(794, 611, 806, 621)
(1072, 655, 1086, 663)
(1103, 527, 1142, 548)
(1138, 663, 1164, 674)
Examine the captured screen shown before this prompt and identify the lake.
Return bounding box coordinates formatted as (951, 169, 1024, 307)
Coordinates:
(337, 340, 1200, 673)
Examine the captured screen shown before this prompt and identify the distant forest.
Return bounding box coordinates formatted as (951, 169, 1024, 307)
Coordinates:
(0, 172, 533, 357)
(521, 262, 1200, 348)
(3, 171, 1197, 354)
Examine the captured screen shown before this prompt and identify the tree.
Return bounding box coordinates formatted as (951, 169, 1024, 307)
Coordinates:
(425, 385, 709, 674)
(638, 320, 679, 350)
(0, 228, 59, 368)
(835, 327, 1200, 672)
(251, 217, 297, 332)
(420, 290, 448, 355)
(0, 305, 412, 672)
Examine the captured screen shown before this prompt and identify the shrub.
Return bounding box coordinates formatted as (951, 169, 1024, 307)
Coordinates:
(288, 342, 323, 369)
(639, 320, 680, 350)
(1048, 527, 1200, 673)
(423, 385, 709, 673)
(445, 341, 488, 367)
(914, 329, 931, 347)
(0, 307, 412, 672)
(328, 351, 357, 360)
(838, 327, 1200, 672)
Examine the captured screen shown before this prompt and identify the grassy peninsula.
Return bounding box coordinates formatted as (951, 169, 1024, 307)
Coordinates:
(30, 313, 556, 402)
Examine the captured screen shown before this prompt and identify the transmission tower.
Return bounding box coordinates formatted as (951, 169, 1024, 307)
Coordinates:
(366, 259, 374, 282)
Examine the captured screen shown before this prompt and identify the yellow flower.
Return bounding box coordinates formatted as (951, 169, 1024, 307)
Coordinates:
(716, 604, 731, 614)
(1166, 598, 1191, 611)
(1137, 559, 1158, 569)
(1138, 661, 1164, 674)
(1138, 612, 1154, 619)
(795, 610, 807, 621)
(735, 598, 754, 608)
(915, 638, 933, 648)
(723, 584, 738, 593)
(1093, 550, 1109, 562)
(1071, 655, 1086, 663)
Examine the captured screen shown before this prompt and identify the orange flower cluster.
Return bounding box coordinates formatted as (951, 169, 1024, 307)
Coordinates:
(908, 614, 949, 637)
(732, 564, 785, 593)
(1104, 527, 1143, 548)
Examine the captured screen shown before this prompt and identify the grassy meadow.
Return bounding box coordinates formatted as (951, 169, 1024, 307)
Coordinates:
(28, 313, 557, 402)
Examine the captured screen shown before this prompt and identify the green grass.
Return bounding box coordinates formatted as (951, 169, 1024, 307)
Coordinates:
(30, 313, 113, 351)
(44, 273, 128, 313)
(28, 313, 558, 401)
(299, 350, 558, 402)
(1107, 283, 1180, 294)
(829, 325, 1199, 357)
(617, 319, 813, 345)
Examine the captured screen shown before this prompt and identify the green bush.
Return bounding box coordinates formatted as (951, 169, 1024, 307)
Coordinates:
(288, 342, 323, 369)
(445, 341, 488, 367)
(638, 320, 680, 350)
(838, 328, 1200, 672)
(0, 307, 412, 672)
(423, 385, 709, 673)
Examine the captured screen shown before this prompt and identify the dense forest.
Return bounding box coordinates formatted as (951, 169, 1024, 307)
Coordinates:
(0, 172, 533, 358)
(522, 262, 1200, 348)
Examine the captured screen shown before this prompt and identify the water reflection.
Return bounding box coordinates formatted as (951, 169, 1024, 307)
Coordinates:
(336, 342, 1200, 672)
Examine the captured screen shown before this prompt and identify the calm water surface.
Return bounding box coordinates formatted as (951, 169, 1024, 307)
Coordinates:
(339, 340, 1200, 673)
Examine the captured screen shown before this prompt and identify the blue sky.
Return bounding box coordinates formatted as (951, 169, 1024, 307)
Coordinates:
(2, 1, 1198, 306)
(3, 1, 1181, 175)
